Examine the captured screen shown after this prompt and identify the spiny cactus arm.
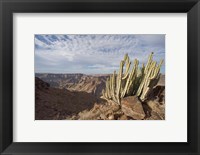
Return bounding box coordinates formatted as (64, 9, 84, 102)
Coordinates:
(122, 54, 131, 80)
(146, 61, 156, 77)
(139, 75, 152, 101)
(140, 87, 150, 101)
(132, 75, 142, 95)
(105, 78, 112, 99)
(126, 60, 139, 95)
(109, 74, 112, 90)
(136, 60, 155, 97)
(102, 88, 109, 99)
(136, 77, 145, 97)
(129, 59, 138, 80)
(123, 53, 129, 63)
(116, 61, 124, 105)
(121, 59, 138, 98)
(150, 60, 163, 80)
(111, 71, 118, 103)
(144, 52, 153, 74)
(124, 53, 128, 60)
(104, 80, 108, 98)
(137, 61, 154, 96)
(139, 58, 163, 101)
(148, 61, 157, 78)
(141, 72, 160, 101)
(153, 59, 164, 78)
(145, 62, 156, 85)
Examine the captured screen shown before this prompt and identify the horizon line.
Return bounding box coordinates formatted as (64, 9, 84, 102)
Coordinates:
(35, 72, 165, 75)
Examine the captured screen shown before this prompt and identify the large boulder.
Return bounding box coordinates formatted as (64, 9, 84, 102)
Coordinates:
(121, 96, 145, 120)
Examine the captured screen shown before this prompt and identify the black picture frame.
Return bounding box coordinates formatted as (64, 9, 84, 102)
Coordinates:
(0, 0, 200, 154)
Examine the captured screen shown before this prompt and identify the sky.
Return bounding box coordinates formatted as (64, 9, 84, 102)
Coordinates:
(35, 34, 165, 74)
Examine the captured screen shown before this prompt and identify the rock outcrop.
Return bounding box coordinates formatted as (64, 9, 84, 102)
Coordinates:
(121, 96, 145, 120)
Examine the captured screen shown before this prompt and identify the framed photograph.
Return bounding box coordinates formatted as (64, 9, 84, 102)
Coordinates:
(0, 0, 200, 154)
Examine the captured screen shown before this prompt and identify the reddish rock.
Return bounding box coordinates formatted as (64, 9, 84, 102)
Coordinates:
(119, 115, 128, 120)
(121, 96, 145, 120)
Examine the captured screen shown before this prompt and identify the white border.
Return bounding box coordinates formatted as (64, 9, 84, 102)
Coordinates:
(13, 13, 187, 142)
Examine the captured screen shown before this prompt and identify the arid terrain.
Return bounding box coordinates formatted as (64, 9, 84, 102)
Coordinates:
(35, 73, 165, 120)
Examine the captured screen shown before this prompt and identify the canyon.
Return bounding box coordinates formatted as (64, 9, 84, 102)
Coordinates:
(35, 73, 165, 120)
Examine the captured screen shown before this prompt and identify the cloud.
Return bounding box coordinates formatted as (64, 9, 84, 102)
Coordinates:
(35, 34, 165, 74)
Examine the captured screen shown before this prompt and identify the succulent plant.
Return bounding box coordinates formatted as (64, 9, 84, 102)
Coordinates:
(137, 53, 163, 101)
(102, 52, 163, 104)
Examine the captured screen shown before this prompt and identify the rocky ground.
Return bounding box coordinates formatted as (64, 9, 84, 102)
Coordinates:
(35, 77, 104, 120)
(35, 74, 165, 120)
(68, 85, 165, 120)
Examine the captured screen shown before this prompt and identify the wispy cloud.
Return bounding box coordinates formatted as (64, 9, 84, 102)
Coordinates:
(35, 34, 165, 74)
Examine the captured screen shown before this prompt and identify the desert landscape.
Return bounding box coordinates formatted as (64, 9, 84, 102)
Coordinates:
(35, 53, 165, 120)
(35, 34, 165, 120)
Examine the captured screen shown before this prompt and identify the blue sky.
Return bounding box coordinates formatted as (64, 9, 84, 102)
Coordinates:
(35, 34, 165, 74)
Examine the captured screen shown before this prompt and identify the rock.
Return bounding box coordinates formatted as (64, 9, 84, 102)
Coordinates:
(100, 114, 107, 120)
(147, 100, 156, 109)
(119, 115, 128, 120)
(108, 114, 114, 120)
(149, 85, 165, 103)
(146, 100, 165, 120)
(121, 96, 145, 120)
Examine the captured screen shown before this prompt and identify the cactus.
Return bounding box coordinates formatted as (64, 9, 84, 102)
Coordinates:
(121, 59, 138, 98)
(136, 53, 164, 101)
(101, 52, 163, 105)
